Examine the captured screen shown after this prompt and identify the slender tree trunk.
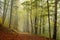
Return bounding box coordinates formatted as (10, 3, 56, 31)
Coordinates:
(34, 0, 38, 34)
(14, 6, 18, 30)
(5, 0, 10, 18)
(39, 17, 41, 34)
(47, 0, 51, 38)
(30, 0, 33, 33)
(26, 10, 29, 32)
(41, 4, 45, 34)
(34, 16, 38, 34)
(30, 13, 33, 33)
(2, 0, 6, 24)
(43, 16, 45, 34)
(40, 6, 43, 34)
(9, 0, 13, 28)
(53, 0, 57, 40)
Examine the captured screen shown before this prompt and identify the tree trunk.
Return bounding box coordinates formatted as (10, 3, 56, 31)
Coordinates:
(53, 0, 57, 40)
(30, 0, 33, 34)
(14, 6, 18, 31)
(47, 0, 51, 38)
(2, 0, 6, 24)
(34, 0, 38, 34)
(9, 0, 13, 28)
(43, 16, 45, 34)
(39, 17, 41, 34)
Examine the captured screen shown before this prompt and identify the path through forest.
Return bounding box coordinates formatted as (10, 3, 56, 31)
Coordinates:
(0, 24, 54, 40)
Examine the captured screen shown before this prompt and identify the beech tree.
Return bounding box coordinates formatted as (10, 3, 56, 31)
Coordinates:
(53, 0, 57, 40)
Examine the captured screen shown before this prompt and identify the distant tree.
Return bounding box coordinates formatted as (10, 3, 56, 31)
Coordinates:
(0, 1, 3, 16)
(42, 16, 45, 34)
(39, 16, 41, 34)
(14, 6, 18, 30)
(2, 0, 6, 24)
(30, 0, 33, 33)
(2, 0, 9, 24)
(9, 0, 13, 28)
(34, 15, 38, 34)
(26, 5, 29, 32)
(47, 0, 51, 38)
(34, 0, 38, 34)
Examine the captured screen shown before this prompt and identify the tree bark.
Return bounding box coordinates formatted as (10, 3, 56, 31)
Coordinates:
(53, 0, 57, 40)
(34, 0, 38, 34)
(39, 17, 41, 34)
(47, 0, 51, 38)
(2, 0, 6, 24)
(43, 16, 45, 34)
(9, 0, 13, 28)
(30, 0, 33, 33)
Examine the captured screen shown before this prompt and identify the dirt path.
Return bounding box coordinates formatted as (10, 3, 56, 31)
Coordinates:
(0, 24, 54, 40)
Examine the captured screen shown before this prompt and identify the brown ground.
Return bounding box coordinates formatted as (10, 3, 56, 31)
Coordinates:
(0, 24, 54, 40)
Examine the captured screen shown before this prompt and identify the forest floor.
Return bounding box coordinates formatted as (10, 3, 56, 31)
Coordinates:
(0, 24, 54, 40)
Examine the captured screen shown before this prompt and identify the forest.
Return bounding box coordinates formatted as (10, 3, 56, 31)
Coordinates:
(0, 0, 60, 40)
